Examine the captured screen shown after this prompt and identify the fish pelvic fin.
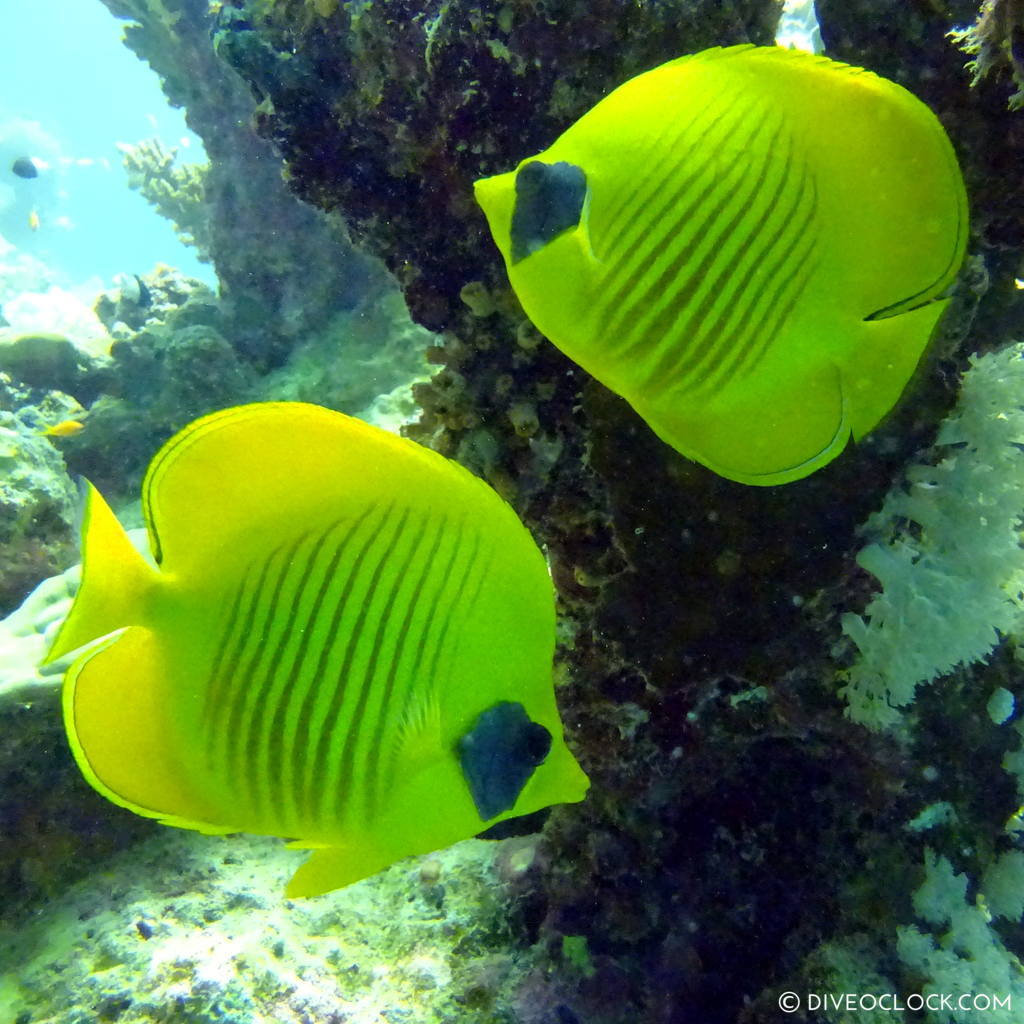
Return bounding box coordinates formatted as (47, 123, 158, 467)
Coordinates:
(286, 841, 395, 898)
(43, 481, 161, 665)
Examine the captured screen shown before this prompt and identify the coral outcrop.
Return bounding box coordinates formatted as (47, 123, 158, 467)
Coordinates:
(119, 136, 212, 259)
(99, 0, 385, 368)
(0, 376, 79, 614)
(949, 0, 1024, 109)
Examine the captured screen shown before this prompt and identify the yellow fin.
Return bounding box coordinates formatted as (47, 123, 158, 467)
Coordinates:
(286, 842, 395, 898)
(43, 482, 160, 665)
(140, 402, 509, 574)
(62, 627, 229, 832)
(642, 363, 848, 486)
(843, 300, 949, 440)
(393, 688, 443, 771)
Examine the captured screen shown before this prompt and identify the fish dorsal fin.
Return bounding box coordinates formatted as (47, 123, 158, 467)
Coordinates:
(748, 46, 966, 318)
(44, 482, 159, 664)
(662, 43, 867, 78)
(140, 402, 516, 575)
(650, 45, 966, 321)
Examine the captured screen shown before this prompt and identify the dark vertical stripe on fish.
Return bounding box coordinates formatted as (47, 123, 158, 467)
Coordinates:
(318, 508, 429, 824)
(270, 509, 375, 831)
(228, 530, 313, 812)
(290, 504, 398, 826)
(361, 514, 448, 818)
(609, 106, 776, 362)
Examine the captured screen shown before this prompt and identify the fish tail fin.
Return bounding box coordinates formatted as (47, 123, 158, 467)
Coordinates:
(43, 481, 160, 665)
(62, 626, 229, 829)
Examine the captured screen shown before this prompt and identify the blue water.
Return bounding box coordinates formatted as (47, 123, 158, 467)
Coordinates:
(0, 0, 215, 290)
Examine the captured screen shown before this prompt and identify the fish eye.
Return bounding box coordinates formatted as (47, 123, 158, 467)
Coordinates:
(525, 721, 553, 764)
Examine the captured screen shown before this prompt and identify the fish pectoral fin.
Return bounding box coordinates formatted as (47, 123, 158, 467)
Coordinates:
(393, 689, 443, 770)
(286, 841, 393, 898)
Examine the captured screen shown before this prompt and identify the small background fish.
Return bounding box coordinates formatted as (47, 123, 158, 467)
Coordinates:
(40, 419, 85, 438)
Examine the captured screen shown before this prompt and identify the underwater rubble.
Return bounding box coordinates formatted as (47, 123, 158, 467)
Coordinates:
(0, 829, 555, 1024)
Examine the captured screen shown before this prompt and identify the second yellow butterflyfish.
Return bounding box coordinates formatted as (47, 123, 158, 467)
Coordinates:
(475, 45, 968, 485)
(44, 402, 589, 897)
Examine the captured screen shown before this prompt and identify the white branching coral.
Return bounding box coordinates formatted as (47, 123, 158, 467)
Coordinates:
(841, 343, 1024, 729)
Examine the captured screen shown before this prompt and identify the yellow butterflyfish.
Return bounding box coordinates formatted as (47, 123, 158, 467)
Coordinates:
(475, 45, 968, 485)
(44, 402, 588, 897)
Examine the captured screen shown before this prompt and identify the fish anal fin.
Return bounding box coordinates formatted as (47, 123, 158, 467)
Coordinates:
(841, 300, 948, 441)
(64, 627, 223, 832)
(641, 363, 849, 486)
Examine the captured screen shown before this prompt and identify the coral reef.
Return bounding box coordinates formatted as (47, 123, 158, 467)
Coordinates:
(0, 331, 111, 404)
(0, 830, 553, 1024)
(51, 265, 434, 500)
(258, 289, 434, 418)
(897, 849, 1024, 1023)
(54, 265, 254, 498)
(119, 136, 212, 259)
(949, 0, 1024, 109)
(99, 0, 385, 368)
(0, 561, 78, 704)
(0, 376, 79, 614)
(842, 343, 1024, 728)
(0, 554, 151, 918)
